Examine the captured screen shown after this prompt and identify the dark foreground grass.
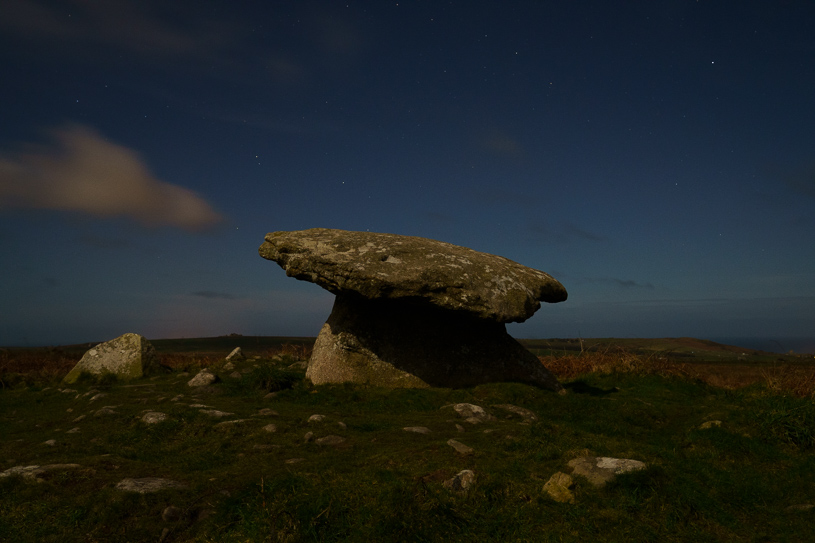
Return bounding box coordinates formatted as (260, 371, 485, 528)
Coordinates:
(1, 350, 814, 542)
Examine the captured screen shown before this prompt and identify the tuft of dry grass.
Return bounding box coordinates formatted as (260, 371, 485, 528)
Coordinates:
(541, 346, 689, 381)
(541, 347, 815, 398)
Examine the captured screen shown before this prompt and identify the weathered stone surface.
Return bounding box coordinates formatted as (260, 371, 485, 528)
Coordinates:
(115, 477, 188, 493)
(567, 456, 647, 487)
(543, 472, 576, 503)
(63, 333, 158, 384)
(226, 347, 245, 361)
(259, 229, 567, 391)
(259, 228, 566, 322)
(447, 439, 474, 455)
(306, 294, 563, 391)
(188, 370, 217, 387)
(141, 412, 168, 424)
(454, 403, 493, 421)
(443, 470, 476, 493)
(403, 426, 432, 434)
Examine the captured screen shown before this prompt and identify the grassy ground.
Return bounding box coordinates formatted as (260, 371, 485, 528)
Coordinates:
(1, 339, 813, 542)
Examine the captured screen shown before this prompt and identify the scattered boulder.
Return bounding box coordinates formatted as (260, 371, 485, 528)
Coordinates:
(443, 469, 476, 493)
(451, 403, 494, 423)
(0, 464, 83, 482)
(447, 439, 474, 456)
(200, 409, 234, 418)
(63, 333, 159, 384)
(543, 472, 576, 503)
(188, 370, 217, 387)
(700, 420, 722, 430)
(225, 347, 245, 361)
(567, 456, 647, 487)
(308, 414, 326, 423)
(141, 412, 168, 424)
(259, 228, 566, 391)
(115, 478, 188, 493)
(403, 426, 432, 434)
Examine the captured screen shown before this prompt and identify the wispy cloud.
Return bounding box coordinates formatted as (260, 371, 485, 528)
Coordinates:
(0, 0, 232, 59)
(579, 277, 656, 289)
(0, 124, 224, 231)
(191, 290, 237, 300)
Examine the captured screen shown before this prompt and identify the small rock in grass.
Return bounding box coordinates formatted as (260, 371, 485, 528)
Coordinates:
(443, 469, 476, 493)
(304, 432, 314, 443)
(567, 456, 646, 487)
(308, 414, 326, 423)
(447, 439, 474, 455)
(262, 424, 278, 433)
(315, 435, 345, 446)
(200, 409, 234, 418)
(543, 472, 576, 503)
(403, 426, 432, 434)
(141, 412, 168, 424)
(700, 420, 722, 430)
(115, 477, 188, 493)
(188, 370, 217, 387)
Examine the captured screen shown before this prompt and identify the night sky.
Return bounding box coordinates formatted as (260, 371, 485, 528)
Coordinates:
(2, 1, 814, 350)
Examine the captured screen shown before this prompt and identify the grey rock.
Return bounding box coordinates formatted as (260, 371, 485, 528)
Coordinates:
(315, 435, 346, 446)
(0, 464, 82, 481)
(308, 414, 326, 423)
(700, 420, 722, 429)
(200, 409, 234, 418)
(115, 477, 188, 493)
(403, 426, 432, 434)
(63, 333, 159, 384)
(447, 439, 474, 455)
(262, 423, 278, 433)
(259, 228, 566, 321)
(443, 469, 476, 493)
(142, 412, 168, 424)
(452, 403, 493, 423)
(225, 347, 245, 361)
(188, 370, 217, 387)
(259, 229, 566, 391)
(567, 456, 647, 487)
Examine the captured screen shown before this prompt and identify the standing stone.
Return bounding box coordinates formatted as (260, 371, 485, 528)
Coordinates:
(63, 333, 158, 384)
(259, 229, 567, 391)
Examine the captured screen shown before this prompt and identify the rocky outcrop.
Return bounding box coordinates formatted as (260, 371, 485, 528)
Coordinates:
(63, 333, 159, 384)
(259, 228, 567, 391)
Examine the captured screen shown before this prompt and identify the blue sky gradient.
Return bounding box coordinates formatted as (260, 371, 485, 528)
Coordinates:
(1, 1, 813, 347)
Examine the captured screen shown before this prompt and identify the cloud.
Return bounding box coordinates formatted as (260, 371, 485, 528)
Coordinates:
(0, 124, 224, 231)
(579, 277, 656, 289)
(0, 0, 230, 59)
(191, 290, 236, 300)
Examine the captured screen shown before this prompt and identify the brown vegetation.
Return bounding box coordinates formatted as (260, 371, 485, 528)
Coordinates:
(541, 347, 815, 398)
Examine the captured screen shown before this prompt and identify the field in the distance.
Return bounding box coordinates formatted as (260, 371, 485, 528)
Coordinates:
(1, 336, 814, 542)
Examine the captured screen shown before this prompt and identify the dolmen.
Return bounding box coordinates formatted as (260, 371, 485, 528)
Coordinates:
(259, 228, 567, 391)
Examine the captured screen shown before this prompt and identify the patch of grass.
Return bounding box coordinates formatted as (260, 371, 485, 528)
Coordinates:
(1, 341, 814, 541)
